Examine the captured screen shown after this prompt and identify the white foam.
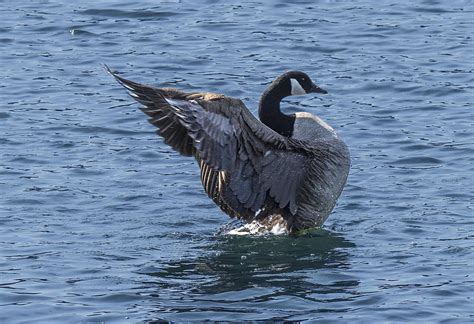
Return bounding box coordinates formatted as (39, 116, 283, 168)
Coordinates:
(226, 220, 288, 236)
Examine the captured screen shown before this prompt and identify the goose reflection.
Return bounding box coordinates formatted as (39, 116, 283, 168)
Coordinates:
(142, 230, 358, 299)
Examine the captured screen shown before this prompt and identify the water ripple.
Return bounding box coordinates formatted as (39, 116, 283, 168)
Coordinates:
(78, 9, 179, 18)
(1, 0, 473, 322)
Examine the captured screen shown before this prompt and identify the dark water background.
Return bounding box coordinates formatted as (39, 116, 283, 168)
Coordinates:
(1, 0, 473, 322)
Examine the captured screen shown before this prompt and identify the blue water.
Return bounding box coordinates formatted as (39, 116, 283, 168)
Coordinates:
(1, 0, 473, 322)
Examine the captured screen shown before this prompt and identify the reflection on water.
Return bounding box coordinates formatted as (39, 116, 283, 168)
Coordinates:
(140, 230, 358, 320)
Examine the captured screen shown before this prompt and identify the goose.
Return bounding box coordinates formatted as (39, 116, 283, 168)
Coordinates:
(107, 66, 350, 234)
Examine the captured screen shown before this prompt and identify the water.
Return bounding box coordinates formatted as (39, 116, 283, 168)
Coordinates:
(1, 0, 473, 322)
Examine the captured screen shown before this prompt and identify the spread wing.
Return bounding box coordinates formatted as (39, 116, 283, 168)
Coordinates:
(107, 67, 310, 221)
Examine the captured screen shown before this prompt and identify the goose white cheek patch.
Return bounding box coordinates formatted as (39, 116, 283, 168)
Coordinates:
(290, 78, 306, 96)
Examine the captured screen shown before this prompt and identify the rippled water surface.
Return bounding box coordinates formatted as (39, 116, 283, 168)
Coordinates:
(1, 0, 473, 322)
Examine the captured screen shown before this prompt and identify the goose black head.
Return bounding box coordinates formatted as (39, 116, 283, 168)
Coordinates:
(259, 71, 327, 137)
(281, 71, 327, 96)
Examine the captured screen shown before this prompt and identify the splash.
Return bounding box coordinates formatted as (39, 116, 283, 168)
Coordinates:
(225, 215, 289, 236)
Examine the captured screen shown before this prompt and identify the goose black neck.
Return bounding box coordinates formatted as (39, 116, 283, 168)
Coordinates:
(258, 82, 295, 137)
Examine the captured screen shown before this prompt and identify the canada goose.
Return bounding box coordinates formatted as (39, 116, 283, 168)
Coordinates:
(107, 66, 350, 234)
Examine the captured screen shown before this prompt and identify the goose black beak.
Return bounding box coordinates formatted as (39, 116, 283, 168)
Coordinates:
(309, 84, 328, 94)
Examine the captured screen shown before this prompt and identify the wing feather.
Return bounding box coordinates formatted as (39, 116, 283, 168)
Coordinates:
(107, 66, 312, 223)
